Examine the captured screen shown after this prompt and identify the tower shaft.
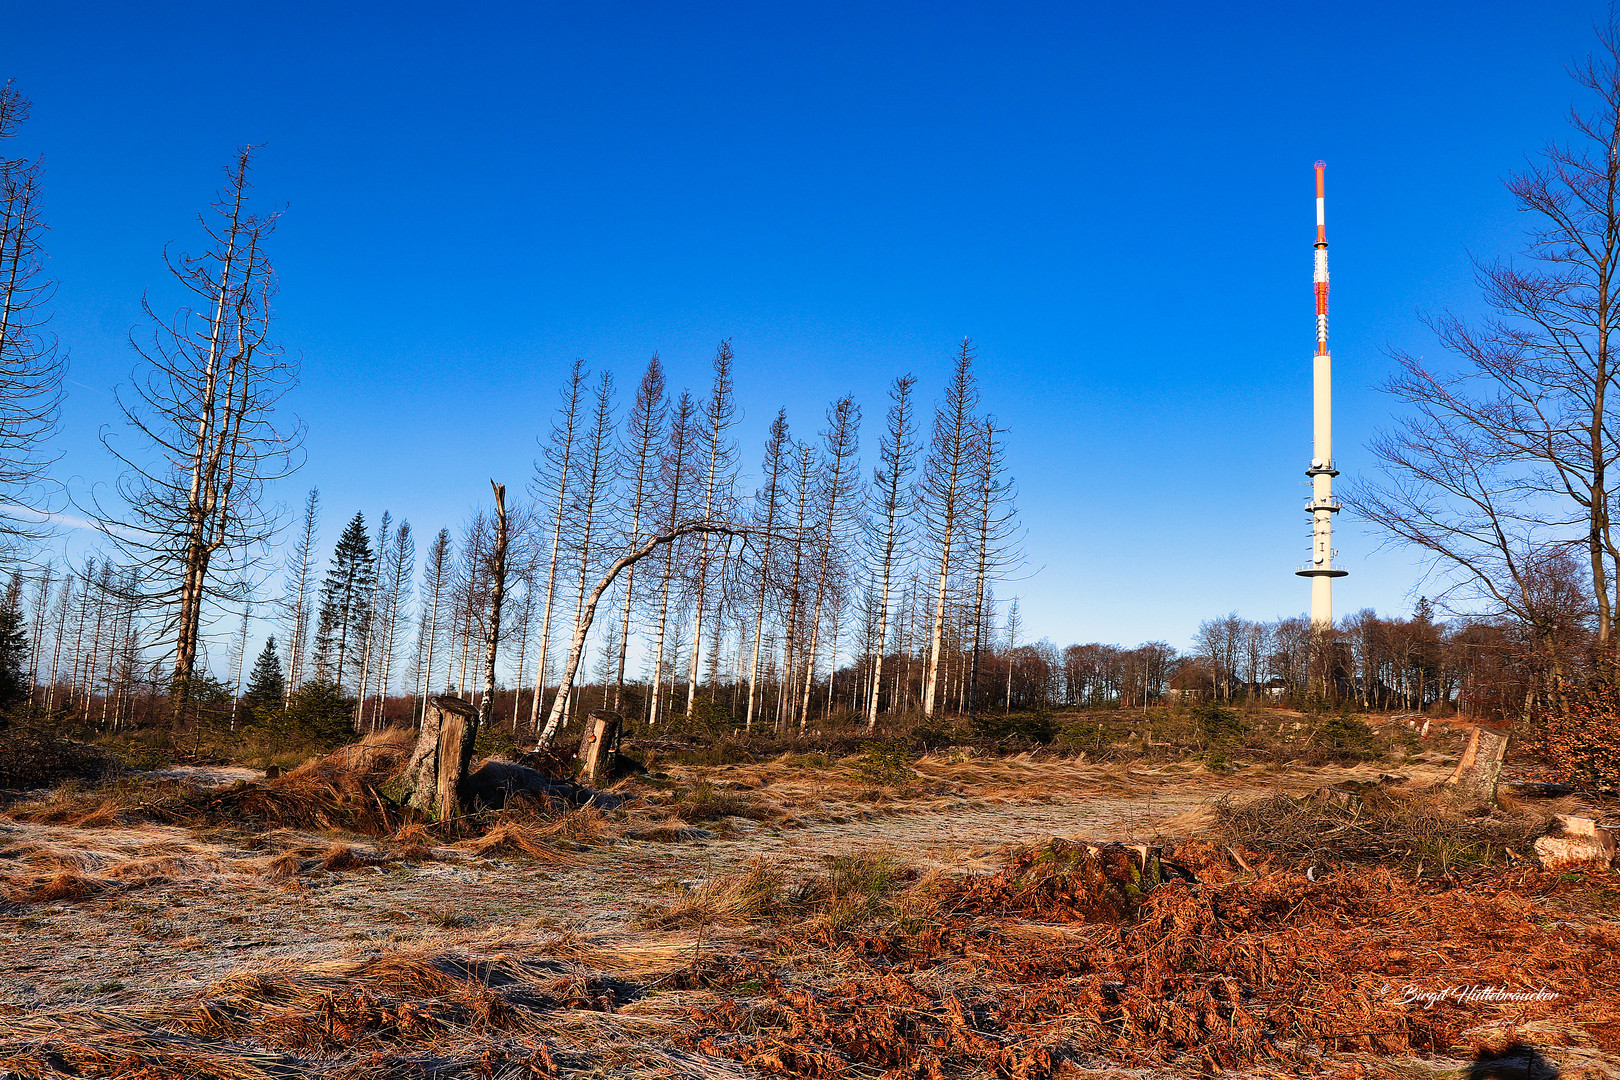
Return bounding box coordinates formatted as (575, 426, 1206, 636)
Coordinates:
(1297, 161, 1345, 622)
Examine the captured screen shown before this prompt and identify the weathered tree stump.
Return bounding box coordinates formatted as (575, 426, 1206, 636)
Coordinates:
(397, 695, 482, 820)
(1443, 724, 1508, 805)
(577, 710, 622, 785)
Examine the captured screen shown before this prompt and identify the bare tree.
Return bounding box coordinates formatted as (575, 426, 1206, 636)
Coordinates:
(412, 527, 452, 719)
(1349, 21, 1620, 649)
(94, 148, 301, 690)
(526, 359, 588, 730)
(537, 521, 757, 746)
(647, 393, 697, 728)
(964, 416, 1019, 714)
(0, 81, 65, 563)
(481, 481, 510, 731)
(612, 356, 667, 710)
(279, 488, 319, 702)
(562, 371, 617, 722)
(864, 375, 918, 730)
(919, 340, 979, 717)
(685, 342, 740, 713)
(796, 396, 861, 732)
(745, 410, 792, 732)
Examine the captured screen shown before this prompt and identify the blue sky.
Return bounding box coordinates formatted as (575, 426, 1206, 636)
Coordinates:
(7, 0, 1605, 653)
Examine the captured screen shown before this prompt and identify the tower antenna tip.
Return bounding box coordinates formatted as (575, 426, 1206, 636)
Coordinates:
(1315, 159, 1327, 170)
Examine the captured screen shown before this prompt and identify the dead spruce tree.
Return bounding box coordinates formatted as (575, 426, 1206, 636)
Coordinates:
(279, 488, 320, 703)
(865, 375, 918, 730)
(560, 371, 618, 725)
(611, 356, 667, 711)
(796, 396, 861, 733)
(95, 148, 301, 692)
(919, 340, 978, 718)
(647, 393, 697, 728)
(965, 417, 1019, 713)
(526, 359, 587, 730)
(0, 81, 65, 563)
(412, 527, 452, 718)
(685, 342, 740, 715)
(745, 409, 792, 732)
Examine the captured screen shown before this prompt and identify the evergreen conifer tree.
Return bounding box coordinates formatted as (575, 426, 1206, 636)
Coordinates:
(0, 575, 30, 718)
(243, 635, 284, 719)
(313, 512, 375, 692)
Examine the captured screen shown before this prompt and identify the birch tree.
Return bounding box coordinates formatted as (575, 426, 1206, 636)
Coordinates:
(537, 521, 756, 746)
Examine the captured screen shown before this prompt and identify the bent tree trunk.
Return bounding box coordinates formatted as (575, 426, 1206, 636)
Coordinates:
(537, 521, 754, 747)
(398, 694, 481, 820)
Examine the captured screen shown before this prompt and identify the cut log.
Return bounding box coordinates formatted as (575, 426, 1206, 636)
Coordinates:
(1534, 814, 1616, 870)
(396, 695, 482, 821)
(1442, 725, 1507, 805)
(577, 710, 622, 785)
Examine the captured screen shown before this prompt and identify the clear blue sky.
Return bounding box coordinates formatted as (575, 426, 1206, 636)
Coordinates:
(8, 0, 1604, 653)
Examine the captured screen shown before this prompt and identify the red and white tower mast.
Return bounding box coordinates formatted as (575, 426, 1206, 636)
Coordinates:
(1296, 160, 1346, 624)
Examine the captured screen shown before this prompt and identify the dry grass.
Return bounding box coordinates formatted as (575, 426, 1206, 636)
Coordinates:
(1212, 785, 1561, 873)
(638, 860, 784, 929)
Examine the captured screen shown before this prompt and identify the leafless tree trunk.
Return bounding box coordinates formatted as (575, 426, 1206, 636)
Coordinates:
(93, 147, 301, 692)
(482, 481, 510, 731)
(527, 359, 587, 730)
(920, 340, 979, 718)
(414, 528, 451, 721)
(965, 418, 1018, 714)
(0, 81, 66, 564)
(685, 342, 739, 714)
(280, 488, 319, 704)
(865, 375, 917, 730)
(538, 521, 755, 746)
(562, 372, 617, 728)
(745, 409, 792, 732)
(647, 393, 697, 728)
(613, 356, 666, 710)
(796, 397, 860, 733)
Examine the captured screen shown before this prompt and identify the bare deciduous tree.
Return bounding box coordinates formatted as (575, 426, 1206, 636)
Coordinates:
(1349, 21, 1620, 652)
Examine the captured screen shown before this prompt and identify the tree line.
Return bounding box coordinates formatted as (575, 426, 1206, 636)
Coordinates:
(0, 78, 1031, 744)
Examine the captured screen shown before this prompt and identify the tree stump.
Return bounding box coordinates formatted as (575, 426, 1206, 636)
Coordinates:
(398, 695, 482, 821)
(577, 710, 622, 785)
(1443, 724, 1507, 805)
